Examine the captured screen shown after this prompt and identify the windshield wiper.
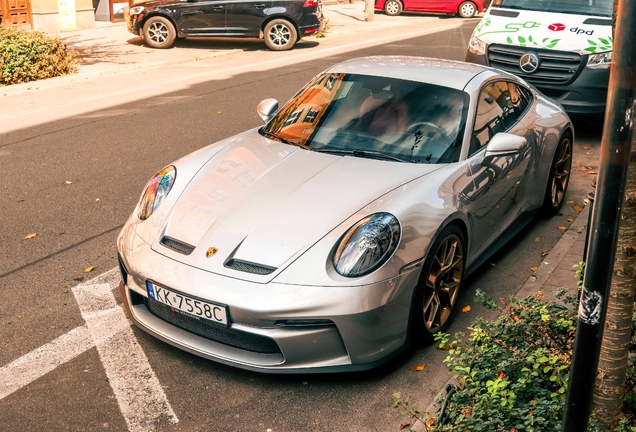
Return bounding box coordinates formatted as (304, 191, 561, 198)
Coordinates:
(313, 148, 408, 162)
(261, 130, 311, 149)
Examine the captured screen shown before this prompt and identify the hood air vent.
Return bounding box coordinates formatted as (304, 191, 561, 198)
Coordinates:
(160, 236, 195, 255)
(225, 259, 277, 275)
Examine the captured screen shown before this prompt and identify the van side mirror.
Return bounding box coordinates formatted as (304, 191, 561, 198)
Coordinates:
(257, 98, 279, 123)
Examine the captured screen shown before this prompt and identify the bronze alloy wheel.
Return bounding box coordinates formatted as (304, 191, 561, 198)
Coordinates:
(544, 133, 572, 213)
(415, 226, 464, 341)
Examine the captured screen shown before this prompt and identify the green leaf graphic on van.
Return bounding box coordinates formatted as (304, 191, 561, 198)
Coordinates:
(504, 36, 561, 49)
(585, 37, 613, 53)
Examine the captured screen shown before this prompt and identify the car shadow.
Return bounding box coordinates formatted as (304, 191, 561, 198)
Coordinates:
(126, 36, 320, 52)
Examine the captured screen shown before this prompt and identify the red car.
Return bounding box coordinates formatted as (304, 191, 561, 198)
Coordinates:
(375, 0, 484, 17)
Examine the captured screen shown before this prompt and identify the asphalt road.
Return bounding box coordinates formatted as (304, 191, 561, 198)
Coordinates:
(0, 18, 603, 432)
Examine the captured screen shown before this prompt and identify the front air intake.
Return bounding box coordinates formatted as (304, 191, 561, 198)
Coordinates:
(160, 236, 195, 255)
(224, 259, 276, 275)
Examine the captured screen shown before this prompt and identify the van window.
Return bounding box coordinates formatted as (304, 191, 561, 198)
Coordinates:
(491, 0, 612, 17)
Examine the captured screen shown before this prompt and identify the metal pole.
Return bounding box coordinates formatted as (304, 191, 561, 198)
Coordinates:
(561, 0, 636, 429)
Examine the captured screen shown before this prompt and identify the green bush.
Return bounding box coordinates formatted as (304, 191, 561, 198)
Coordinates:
(393, 289, 636, 431)
(0, 26, 77, 85)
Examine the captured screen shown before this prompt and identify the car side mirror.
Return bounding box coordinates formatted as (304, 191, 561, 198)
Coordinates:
(257, 98, 279, 123)
(483, 133, 527, 161)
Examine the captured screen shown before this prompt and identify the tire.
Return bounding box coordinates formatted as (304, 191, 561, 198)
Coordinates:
(264, 19, 298, 51)
(143, 16, 176, 49)
(457, 1, 477, 18)
(543, 132, 573, 214)
(384, 0, 403, 16)
(413, 225, 465, 343)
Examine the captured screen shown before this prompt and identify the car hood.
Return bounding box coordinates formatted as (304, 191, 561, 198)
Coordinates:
(151, 132, 442, 282)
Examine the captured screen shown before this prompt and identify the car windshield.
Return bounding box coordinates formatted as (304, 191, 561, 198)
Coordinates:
(260, 73, 470, 164)
(491, 0, 612, 17)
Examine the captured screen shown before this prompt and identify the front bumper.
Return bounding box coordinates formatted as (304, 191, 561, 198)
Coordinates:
(117, 222, 417, 373)
(466, 50, 610, 115)
(125, 8, 143, 36)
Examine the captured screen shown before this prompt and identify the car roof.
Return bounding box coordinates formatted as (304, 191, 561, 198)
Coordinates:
(326, 56, 490, 91)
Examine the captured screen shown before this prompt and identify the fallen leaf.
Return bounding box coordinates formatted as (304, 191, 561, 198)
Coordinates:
(217, 111, 222, 114)
(583, 199, 590, 205)
(498, 371, 506, 379)
(566, 200, 574, 204)
(541, 250, 550, 257)
(399, 424, 411, 430)
(24, 233, 37, 239)
(578, 167, 587, 172)
(84, 266, 95, 273)
(65, 180, 73, 184)
(495, 205, 500, 209)
(410, 364, 426, 371)
(589, 170, 598, 175)
(16, 315, 23, 319)
(489, 262, 496, 267)
(462, 305, 471, 313)
(567, 217, 573, 223)
(513, 315, 521, 322)
(573, 205, 583, 212)
(558, 226, 568, 231)
(582, 145, 591, 150)
(531, 266, 538, 272)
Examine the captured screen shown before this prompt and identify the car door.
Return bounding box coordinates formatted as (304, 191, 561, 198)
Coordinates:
(464, 80, 533, 259)
(410, 0, 455, 12)
(225, 0, 272, 36)
(176, 0, 227, 36)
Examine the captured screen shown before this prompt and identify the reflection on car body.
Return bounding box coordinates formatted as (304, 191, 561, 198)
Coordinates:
(117, 56, 573, 373)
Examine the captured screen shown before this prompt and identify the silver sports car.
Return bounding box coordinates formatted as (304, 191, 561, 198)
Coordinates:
(117, 56, 573, 373)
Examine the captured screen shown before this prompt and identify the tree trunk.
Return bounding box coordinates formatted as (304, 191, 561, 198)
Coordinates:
(364, 0, 374, 21)
(592, 149, 636, 429)
(613, 0, 619, 38)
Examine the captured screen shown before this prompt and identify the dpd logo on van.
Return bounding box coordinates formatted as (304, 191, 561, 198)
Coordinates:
(571, 27, 595, 36)
(548, 23, 566, 32)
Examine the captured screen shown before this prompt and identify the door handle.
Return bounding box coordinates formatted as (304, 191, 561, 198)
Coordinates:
(213, 5, 224, 10)
(255, 3, 266, 7)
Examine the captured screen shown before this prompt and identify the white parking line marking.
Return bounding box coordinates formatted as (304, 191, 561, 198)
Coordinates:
(0, 268, 178, 431)
(73, 279, 178, 431)
(0, 325, 94, 400)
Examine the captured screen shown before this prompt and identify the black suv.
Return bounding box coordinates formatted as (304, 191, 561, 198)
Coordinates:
(125, 0, 323, 50)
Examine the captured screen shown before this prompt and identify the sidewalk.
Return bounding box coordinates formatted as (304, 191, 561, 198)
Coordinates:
(48, 3, 440, 82)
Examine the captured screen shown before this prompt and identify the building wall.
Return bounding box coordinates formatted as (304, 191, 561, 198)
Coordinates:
(31, 0, 95, 32)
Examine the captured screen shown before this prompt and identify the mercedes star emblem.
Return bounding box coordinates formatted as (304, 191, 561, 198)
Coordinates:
(519, 53, 540, 73)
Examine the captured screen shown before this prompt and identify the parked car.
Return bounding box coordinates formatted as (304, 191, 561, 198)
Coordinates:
(375, 0, 484, 18)
(117, 56, 573, 373)
(124, 0, 323, 50)
(465, 0, 612, 115)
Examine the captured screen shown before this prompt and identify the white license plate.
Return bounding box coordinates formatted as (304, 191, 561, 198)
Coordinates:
(146, 281, 229, 326)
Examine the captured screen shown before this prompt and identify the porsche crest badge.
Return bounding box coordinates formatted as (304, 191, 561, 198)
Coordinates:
(206, 247, 219, 258)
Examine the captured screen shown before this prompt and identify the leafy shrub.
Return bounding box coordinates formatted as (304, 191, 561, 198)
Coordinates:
(394, 288, 636, 431)
(0, 27, 77, 85)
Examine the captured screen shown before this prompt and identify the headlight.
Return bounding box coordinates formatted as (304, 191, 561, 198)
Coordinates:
(333, 213, 401, 278)
(587, 51, 612, 68)
(137, 165, 176, 220)
(129, 5, 145, 15)
(468, 34, 487, 56)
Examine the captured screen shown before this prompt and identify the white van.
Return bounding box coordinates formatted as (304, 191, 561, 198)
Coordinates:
(466, 0, 612, 115)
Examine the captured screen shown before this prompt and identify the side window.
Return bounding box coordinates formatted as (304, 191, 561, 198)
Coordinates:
(508, 82, 532, 117)
(470, 81, 516, 155)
